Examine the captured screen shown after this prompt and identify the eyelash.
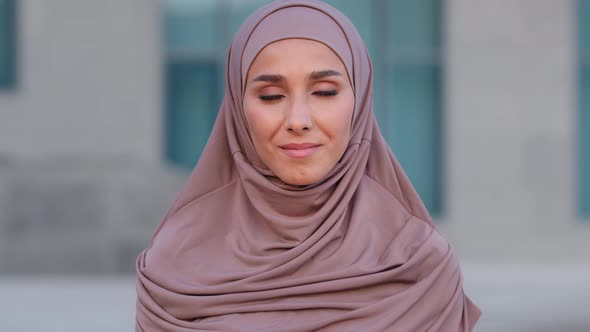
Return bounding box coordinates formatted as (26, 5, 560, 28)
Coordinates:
(259, 95, 284, 101)
(258, 90, 338, 101)
(314, 90, 338, 97)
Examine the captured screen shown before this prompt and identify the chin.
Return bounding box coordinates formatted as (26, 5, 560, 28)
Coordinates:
(279, 172, 322, 186)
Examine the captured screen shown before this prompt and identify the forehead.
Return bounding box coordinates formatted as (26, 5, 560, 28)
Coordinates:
(246, 39, 348, 78)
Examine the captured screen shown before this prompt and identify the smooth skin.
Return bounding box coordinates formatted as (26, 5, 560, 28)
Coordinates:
(243, 38, 355, 186)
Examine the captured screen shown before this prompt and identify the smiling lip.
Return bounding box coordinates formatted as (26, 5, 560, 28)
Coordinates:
(279, 143, 320, 158)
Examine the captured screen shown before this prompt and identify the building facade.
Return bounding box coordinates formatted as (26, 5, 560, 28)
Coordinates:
(0, 0, 588, 274)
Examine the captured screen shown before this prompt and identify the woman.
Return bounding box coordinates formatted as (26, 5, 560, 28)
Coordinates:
(136, 0, 481, 331)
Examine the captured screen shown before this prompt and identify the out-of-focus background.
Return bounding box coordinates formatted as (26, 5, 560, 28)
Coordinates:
(0, 0, 588, 331)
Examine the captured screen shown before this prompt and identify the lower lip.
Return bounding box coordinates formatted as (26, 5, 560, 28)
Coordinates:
(280, 146, 319, 158)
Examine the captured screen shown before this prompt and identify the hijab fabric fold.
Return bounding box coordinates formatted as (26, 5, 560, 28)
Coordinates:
(136, 1, 481, 330)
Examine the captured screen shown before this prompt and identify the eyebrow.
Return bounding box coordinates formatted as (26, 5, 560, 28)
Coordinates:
(250, 70, 343, 84)
(252, 74, 285, 83)
(309, 69, 342, 80)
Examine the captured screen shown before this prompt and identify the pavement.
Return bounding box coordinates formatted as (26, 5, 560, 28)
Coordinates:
(462, 264, 590, 332)
(0, 263, 589, 332)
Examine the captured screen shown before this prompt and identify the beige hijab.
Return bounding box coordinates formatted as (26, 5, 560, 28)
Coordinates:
(136, 1, 481, 331)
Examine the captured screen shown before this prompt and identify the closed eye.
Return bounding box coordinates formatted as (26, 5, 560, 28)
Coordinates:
(313, 90, 338, 97)
(259, 95, 284, 101)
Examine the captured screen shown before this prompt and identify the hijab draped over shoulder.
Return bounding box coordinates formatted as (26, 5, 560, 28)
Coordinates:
(136, 0, 481, 331)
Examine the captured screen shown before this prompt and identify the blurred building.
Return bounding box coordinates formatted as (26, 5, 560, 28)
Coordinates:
(0, 0, 588, 275)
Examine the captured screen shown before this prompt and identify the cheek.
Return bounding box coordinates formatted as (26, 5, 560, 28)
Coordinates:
(243, 100, 280, 150)
(323, 96, 354, 146)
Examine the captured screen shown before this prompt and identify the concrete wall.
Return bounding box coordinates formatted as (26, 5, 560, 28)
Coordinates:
(442, 0, 590, 262)
(0, 0, 176, 274)
(0, 159, 186, 274)
(0, 0, 162, 162)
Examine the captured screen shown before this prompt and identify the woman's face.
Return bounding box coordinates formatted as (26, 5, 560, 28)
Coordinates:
(243, 38, 355, 186)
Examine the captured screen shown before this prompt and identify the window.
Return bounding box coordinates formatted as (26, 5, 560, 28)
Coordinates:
(325, 0, 443, 216)
(165, 61, 220, 168)
(386, 0, 442, 216)
(164, 0, 268, 168)
(0, 0, 16, 88)
(579, 0, 590, 217)
(164, 0, 222, 168)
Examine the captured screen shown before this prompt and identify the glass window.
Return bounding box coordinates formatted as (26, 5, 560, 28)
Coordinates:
(327, 0, 443, 215)
(164, 0, 219, 54)
(385, 0, 442, 215)
(0, 0, 16, 88)
(164, 0, 222, 168)
(579, 0, 590, 217)
(165, 62, 220, 168)
(387, 63, 441, 214)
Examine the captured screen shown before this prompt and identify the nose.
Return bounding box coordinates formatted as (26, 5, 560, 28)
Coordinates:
(285, 96, 312, 134)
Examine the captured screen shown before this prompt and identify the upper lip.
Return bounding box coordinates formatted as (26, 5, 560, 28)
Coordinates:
(279, 143, 320, 150)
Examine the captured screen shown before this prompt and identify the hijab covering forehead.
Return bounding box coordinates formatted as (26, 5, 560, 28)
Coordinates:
(240, 6, 354, 90)
(136, 1, 481, 331)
